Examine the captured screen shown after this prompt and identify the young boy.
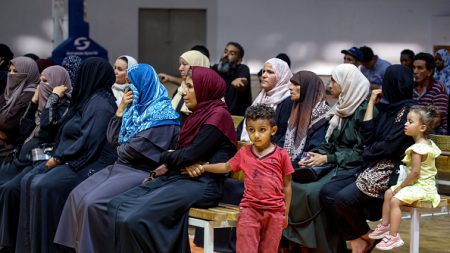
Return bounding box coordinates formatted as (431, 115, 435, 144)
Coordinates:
(184, 104, 293, 253)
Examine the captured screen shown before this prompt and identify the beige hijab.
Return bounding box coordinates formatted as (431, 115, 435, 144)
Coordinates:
(171, 50, 210, 115)
(325, 64, 369, 141)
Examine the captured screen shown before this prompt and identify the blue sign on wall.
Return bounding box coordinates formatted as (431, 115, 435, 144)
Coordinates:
(52, 0, 108, 64)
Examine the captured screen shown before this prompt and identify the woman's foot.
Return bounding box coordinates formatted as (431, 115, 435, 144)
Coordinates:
(362, 238, 380, 253)
(350, 238, 368, 253)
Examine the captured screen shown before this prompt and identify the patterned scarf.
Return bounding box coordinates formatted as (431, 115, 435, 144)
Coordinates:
(119, 64, 179, 144)
(284, 71, 330, 159)
(61, 55, 82, 87)
(434, 49, 450, 94)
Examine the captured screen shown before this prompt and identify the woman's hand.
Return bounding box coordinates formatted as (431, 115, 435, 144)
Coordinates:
(32, 88, 39, 103)
(182, 163, 205, 177)
(231, 77, 247, 91)
(158, 73, 171, 84)
(369, 89, 383, 105)
(298, 152, 327, 167)
(283, 214, 289, 228)
(116, 88, 133, 117)
(52, 85, 68, 98)
(46, 157, 60, 169)
(0, 130, 7, 140)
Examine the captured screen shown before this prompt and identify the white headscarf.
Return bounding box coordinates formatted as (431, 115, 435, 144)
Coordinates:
(112, 55, 138, 105)
(240, 58, 292, 141)
(252, 58, 292, 109)
(325, 64, 370, 141)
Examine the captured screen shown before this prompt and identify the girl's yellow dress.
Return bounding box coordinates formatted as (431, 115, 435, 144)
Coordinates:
(392, 140, 441, 207)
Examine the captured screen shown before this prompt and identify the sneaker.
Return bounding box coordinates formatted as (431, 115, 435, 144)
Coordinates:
(375, 234, 404, 250)
(368, 223, 390, 239)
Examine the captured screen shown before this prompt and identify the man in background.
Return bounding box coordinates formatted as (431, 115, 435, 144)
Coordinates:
(360, 46, 391, 89)
(212, 42, 252, 116)
(341, 46, 363, 67)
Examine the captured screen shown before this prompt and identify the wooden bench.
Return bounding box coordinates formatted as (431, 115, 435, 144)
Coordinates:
(401, 196, 449, 253)
(430, 135, 450, 195)
(231, 115, 244, 129)
(188, 203, 240, 253)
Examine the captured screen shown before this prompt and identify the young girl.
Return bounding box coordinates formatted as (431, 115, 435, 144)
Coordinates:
(369, 105, 442, 250)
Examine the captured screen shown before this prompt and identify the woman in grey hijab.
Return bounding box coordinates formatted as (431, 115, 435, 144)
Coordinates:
(0, 56, 40, 162)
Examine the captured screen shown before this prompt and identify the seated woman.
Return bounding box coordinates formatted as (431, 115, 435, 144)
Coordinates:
(54, 64, 180, 253)
(297, 64, 369, 253)
(328, 65, 415, 253)
(61, 55, 82, 86)
(111, 55, 138, 106)
(107, 66, 237, 253)
(239, 58, 292, 147)
(0, 65, 72, 185)
(0, 56, 40, 163)
(0, 65, 72, 252)
(170, 50, 210, 123)
(281, 71, 330, 250)
(11, 57, 118, 253)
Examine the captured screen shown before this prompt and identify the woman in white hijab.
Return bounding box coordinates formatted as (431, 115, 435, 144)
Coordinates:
(112, 55, 138, 105)
(239, 58, 292, 147)
(289, 64, 369, 253)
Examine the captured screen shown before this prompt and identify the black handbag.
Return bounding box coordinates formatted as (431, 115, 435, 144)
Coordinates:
(292, 163, 336, 183)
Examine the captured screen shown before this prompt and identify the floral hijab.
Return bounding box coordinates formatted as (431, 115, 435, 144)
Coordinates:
(119, 64, 179, 144)
(434, 49, 450, 94)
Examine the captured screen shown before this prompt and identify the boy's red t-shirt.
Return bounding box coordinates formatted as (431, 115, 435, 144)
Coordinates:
(228, 145, 294, 212)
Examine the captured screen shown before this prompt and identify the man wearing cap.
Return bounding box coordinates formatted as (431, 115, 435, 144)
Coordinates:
(341, 47, 363, 67)
(359, 46, 391, 89)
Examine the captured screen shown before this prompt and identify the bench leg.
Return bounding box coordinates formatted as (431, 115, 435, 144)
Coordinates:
(409, 208, 419, 253)
(203, 221, 214, 253)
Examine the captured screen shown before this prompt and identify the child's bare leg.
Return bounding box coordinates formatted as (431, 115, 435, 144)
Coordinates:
(389, 197, 404, 236)
(381, 189, 393, 225)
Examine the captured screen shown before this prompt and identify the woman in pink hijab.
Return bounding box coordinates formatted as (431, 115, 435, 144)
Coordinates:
(238, 58, 293, 147)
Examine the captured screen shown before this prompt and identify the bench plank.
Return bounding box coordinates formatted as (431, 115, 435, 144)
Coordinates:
(407, 198, 448, 209)
(189, 205, 240, 221)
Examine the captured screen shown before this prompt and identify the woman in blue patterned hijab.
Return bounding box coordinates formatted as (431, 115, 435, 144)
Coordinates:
(119, 64, 179, 144)
(61, 55, 82, 87)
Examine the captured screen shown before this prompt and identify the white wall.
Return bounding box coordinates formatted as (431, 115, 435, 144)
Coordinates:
(1, 0, 449, 74)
